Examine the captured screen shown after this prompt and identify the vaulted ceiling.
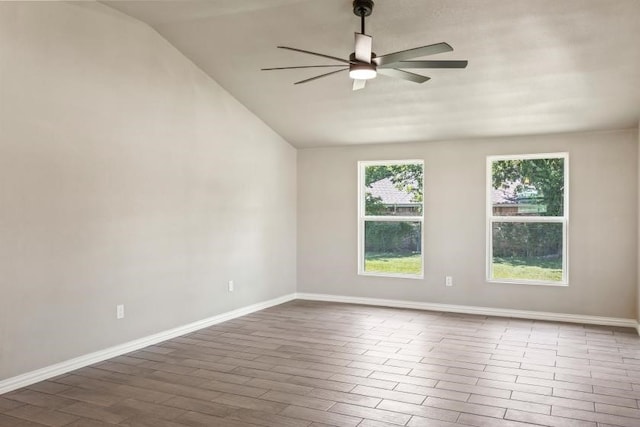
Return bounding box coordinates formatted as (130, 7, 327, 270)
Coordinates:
(104, 0, 640, 148)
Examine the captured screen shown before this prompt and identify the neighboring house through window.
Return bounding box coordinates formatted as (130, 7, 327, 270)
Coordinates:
(358, 160, 424, 278)
(487, 153, 569, 285)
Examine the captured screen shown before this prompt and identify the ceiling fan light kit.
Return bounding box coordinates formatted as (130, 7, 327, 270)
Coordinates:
(349, 63, 377, 80)
(262, 0, 467, 91)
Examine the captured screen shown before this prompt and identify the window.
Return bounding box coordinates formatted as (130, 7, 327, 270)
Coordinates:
(487, 153, 568, 285)
(358, 160, 424, 278)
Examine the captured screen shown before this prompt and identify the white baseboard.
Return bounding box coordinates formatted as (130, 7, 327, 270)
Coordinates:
(2, 292, 637, 395)
(296, 292, 639, 330)
(0, 293, 297, 395)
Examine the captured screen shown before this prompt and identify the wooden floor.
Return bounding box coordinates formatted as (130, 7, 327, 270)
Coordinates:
(2, 300, 640, 427)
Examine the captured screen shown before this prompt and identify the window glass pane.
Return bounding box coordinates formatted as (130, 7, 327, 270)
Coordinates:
(364, 221, 422, 275)
(491, 158, 564, 217)
(364, 164, 423, 216)
(492, 222, 563, 282)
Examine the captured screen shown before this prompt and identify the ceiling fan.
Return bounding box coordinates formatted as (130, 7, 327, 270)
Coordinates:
(262, 0, 468, 91)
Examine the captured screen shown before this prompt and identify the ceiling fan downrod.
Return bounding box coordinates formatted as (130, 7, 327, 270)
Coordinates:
(353, 0, 374, 35)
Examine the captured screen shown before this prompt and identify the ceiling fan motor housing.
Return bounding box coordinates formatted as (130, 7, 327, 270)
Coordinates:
(349, 51, 376, 79)
(353, 0, 374, 17)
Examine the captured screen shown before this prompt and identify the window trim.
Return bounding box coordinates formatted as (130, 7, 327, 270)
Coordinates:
(357, 159, 425, 279)
(486, 152, 569, 286)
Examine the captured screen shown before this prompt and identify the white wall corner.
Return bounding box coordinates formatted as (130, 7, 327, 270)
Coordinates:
(0, 293, 297, 395)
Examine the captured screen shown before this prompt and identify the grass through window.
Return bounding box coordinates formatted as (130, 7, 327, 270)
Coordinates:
(492, 256, 562, 282)
(364, 253, 422, 275)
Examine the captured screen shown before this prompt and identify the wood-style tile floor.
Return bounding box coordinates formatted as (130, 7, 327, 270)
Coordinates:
(2, 300, 640, 427)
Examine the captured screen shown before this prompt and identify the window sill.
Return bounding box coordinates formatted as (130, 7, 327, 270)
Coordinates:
(487, 278, 568, 287)
(359, 272, 424, 280)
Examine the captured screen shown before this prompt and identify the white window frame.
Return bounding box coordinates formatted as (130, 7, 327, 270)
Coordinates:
(486, 152, 569, 286)
(358, 159, 424, 279)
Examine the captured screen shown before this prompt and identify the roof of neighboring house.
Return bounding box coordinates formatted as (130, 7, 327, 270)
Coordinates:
(492, 183, 518, 205)
(367, 177, 539, 207)
(367, 177, 418, 205)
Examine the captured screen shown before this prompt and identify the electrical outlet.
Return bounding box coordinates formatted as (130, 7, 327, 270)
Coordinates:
(228, 280, 234, 292)
(116, 304, 125, 319)
(445, 276, 453, 287)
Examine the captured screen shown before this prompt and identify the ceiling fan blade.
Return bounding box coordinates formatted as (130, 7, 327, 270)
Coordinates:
(379, 60, 468, 69)
(373, 42, 453, 66)
(294, 68, 348, 85)
(354, 33, 372, 63)
(377, 68, 430, 83)
(262, 65, 348, 71)
(352, 79, 366, 91)
(278, 46, 351, 64)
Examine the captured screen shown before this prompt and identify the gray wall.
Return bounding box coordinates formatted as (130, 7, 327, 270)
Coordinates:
(0, 2, 296, 380)
(298, 130, 638, 319)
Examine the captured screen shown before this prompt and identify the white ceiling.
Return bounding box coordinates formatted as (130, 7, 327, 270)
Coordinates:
(104, 0, 640, 148)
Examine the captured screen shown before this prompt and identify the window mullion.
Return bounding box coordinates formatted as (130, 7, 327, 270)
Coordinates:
(490, 216, 565, 223)
(363, 215, 423, 222)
